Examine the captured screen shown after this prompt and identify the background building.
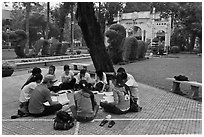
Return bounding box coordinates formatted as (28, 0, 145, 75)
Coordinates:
(115, 9, 171, 52)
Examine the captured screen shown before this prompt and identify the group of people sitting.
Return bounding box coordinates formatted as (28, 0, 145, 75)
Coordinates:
(14, 64, 142, 123)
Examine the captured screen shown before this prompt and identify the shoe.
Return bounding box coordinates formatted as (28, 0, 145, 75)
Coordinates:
(11, 115, 20, 119)
(108, 120, 115, 128)
(99, 119, 108, 126)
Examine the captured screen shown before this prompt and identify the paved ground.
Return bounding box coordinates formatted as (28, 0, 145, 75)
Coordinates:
(1, 61, 202, 135)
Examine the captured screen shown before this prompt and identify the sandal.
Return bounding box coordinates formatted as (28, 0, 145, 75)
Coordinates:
(99, 119, 108, 126)
(108, 120, 115, 128)
(11, 115, 20, 119)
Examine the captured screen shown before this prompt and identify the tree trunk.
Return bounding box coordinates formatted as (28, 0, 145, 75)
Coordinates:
(76, 2, 115, 72)
(25, 2, 30, 55)
(70, 4, 74, 52)
(46, 2, 50, 40)
(189, 33, 196, 52)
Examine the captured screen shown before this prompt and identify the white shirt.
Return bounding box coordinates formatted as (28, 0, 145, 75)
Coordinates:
(74, 72, 91, 84)
(61, 70, 74, 83)
(19, 82, 38, 102)
(94, 72, 107, 84)
(125, 73, 139, 98)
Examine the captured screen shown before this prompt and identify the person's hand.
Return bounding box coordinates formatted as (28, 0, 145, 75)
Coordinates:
(50, 91, 59, 96)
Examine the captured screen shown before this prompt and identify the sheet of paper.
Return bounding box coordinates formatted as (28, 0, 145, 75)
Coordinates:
(103, 95, 114, 103)
(53, 81, 62, 86)
(44, 93, 69, 106)
(58, 93, 70, 105)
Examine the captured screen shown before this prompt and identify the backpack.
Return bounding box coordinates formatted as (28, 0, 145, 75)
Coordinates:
(124, 84, 142, 112)
(174, 75, 189, 81)
(53, 111, 74, 130)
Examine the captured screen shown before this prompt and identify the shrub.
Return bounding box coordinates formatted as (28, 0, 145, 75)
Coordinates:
(170, 46, 180, 54)
(2, 61, 15, 77)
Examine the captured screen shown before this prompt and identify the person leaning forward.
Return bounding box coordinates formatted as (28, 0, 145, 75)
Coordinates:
(28, 75, 62, 117)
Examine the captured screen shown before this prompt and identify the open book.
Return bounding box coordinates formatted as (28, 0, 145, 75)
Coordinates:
(44, 93, 70, 106)
(102, 92, 114, 103)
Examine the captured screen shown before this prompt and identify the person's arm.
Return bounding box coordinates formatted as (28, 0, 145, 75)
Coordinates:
(61, 73, 68, 83)
(47, 96, 59, 105)
(74, 74, 80, 84)
(50, 91, 59, 96)
(103, 72, 108, 84)
(86, 73, 91, 83)
(70, 71, 74, 79)
(113, 89, 119, 105)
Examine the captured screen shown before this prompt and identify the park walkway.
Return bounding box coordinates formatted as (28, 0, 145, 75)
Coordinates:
(2, 66, 202, 135)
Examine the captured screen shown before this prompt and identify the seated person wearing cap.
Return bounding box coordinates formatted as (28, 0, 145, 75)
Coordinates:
(28, 75, 63, 117)
(74, 69, 92, 90)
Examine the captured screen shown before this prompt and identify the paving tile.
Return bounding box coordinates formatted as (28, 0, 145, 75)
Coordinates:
(2, 67, 202, 135)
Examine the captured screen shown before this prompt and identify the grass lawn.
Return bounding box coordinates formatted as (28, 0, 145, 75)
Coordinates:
(114, 53, 202, 97)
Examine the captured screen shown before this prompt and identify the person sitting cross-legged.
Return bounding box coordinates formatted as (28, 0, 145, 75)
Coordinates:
(18, 73, 43, 116)
(117, 67, 141, 109)
(28, 75, 63, 117)
(100, 74, 131, 114)
(21, 67, 42, 89)
(93, 71, 107, 92)
(59, 65, 76, 90)
(45, 65, 60, 93)
(74, 69, 92, 90)
(70, 80, 99, 122)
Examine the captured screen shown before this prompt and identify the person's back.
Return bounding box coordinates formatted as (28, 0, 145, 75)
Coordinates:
(28, 84, 50, 114)
(19, 82, 38, 103)
(74, 90, 94, 117)
(28, 75, 62, 116)
(71, 80, 99, 122)
(100, 74, 130, 114)
(21, 67, 42, 89)
(113, 86, 130, 112)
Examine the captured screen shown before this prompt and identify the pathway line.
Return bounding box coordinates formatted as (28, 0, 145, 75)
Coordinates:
(74, 122, 80, 135)
(2, 118, 202, 122)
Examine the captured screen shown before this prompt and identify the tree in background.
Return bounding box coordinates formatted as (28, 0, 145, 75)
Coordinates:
(123, 2, 151, 13)
(151, 2, 202, 53)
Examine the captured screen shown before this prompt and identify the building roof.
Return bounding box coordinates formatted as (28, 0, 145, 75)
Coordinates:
(115, 11, 161, 21)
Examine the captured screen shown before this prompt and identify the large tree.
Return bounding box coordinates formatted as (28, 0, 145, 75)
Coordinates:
(76, 2, 114, 72)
